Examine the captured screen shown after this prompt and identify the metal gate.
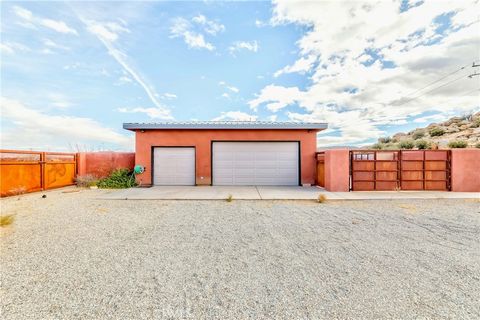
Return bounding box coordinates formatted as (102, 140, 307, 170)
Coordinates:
(0, 150, 77, 197)
(350, 150, 451, 191)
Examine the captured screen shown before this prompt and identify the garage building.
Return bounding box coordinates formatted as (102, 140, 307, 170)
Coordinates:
(123, 121, 327, 186)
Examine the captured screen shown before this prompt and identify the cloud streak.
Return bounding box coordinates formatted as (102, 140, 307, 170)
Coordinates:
(13, 5, 78, 35)
(82, 19, 172, 119)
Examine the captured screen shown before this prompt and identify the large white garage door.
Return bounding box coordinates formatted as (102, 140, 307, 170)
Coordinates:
(212, 142, 299, 186)
(153, 147, 195, 185)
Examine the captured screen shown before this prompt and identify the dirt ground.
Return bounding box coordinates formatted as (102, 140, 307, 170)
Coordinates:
(1, 188, 479, 319)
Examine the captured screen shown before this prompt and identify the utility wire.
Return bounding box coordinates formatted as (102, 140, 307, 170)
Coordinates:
(401, 63, 470, 98)
(391, 73, 470, 107)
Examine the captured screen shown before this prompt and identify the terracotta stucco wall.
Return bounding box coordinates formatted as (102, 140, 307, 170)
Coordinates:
(451, 149, 480, 192)
(77, 152, 135, 178)
(133, 129, 319, 186)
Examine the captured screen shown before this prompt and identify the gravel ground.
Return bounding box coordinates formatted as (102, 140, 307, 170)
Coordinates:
(1, 188, 479, 320)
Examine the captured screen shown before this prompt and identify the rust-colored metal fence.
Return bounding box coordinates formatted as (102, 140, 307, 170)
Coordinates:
(0, 150, 76, 197)
(316, 152, 325, 187)
(350, 150, 451, 191)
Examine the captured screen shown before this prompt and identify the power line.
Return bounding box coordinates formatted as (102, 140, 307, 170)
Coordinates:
(401, 63, 470, 98)
(391, 73, 470, 107)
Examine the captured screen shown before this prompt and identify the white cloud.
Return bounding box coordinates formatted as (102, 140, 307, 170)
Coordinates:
(212, 111, 258, 121)
(13, 5, 78, 35)
(82, 18, 172, 119)
(255, 19, 267, 27)
(192, 14, 225, 35)
(0, 42, 30, 55)
(228, 41, 259, 55)
(43, 38, 70, 51)
(162, 93, 177, 100)
(274, 54, 317, 77)
(219, 81, 239, 93)
(47, 93, 73, 109)
(249, 0, 480, 146)
(12, 6, 33, 20)
(1, 97, 132, 150)
(268, 115, 278, 121)
(170, 16, 220, 51)
(40, 19, 78, 35)
(116, 76, 133, 85)
(413, 114, 448, 123)
(117, 107, 171, 119)
(249, 85, 303, 112)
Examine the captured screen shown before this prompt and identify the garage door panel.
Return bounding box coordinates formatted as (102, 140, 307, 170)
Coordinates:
(153, 148, 195, 185)
(213, 142, 299, 186)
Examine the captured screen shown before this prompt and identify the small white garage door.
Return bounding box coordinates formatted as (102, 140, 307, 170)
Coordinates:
(212, 142, 299, 186)
(153, 147, 195, 185)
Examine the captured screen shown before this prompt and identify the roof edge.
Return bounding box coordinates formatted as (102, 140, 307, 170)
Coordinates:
(123, 122, 328, 131)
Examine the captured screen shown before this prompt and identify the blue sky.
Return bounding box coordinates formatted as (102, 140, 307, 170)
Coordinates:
(1, 0, 479, 151)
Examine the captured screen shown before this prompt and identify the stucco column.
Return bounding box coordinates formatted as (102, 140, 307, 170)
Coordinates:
(76, 152, 87, 176)
(451, 149, 480, 192)
(324, 149, 350, 192)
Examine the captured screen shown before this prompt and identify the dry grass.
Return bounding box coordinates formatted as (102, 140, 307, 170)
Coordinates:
(317, 194, 327, 203)
(75, 174, 99, 188)
(399, 204, 417, 213)
(0, 214, 15, 227)
(226, 194, 233, 202)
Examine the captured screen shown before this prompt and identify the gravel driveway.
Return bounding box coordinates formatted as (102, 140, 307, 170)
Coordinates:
(1, 189, 479, 319)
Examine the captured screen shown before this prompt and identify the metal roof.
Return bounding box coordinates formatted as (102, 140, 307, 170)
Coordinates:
(123, 121, 328, 130)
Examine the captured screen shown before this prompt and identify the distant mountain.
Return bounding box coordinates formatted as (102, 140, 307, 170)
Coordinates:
(372, 112, 480, 149)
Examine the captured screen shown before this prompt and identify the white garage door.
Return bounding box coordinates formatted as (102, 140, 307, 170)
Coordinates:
(153, 147, 195, 185)
(212, 142, 299, 186)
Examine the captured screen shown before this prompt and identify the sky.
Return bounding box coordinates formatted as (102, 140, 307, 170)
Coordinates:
(1, 0, 479, 151)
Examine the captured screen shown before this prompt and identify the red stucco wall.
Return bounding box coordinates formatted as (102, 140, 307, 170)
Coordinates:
(133, 129, 319, 186)
(324, 149, 350, 192)
(77, 152, 135, 178)
(451, 149, 480, 192)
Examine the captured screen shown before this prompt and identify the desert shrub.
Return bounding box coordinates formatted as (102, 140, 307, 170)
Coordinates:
(371, 143, 384, 150)
(476, 142, 480, 148)
(226, 194, 233, 202)
(399, 140, 415, 149)
(378, 137, 392, 144)
(448, 140, 468, 148)
(429, 127, 445, 137)
(75, 174, 99, 188)
(0, 214, 15, 227)
(97, 169, 137, 189)
(412, 130, 425, 140)
(317, 194, 327, 203)
(415, 139, 430, 150)
(471, 119, 480, 128)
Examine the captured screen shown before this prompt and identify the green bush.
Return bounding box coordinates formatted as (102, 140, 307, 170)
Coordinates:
(447, 140, 468, 148)
(476, 142, 480, 148)
(412, 130, 425, 140)
(429, 127, 445, 137)
(97, 169, 137, 189)
(378, 137, 392, 144)
(372, 143, 384, 150)
(399, 140, 415, 149)
(415, 139, 430, 150)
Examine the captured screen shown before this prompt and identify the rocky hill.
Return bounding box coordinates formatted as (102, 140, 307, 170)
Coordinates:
(372, 112, 480, 149)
